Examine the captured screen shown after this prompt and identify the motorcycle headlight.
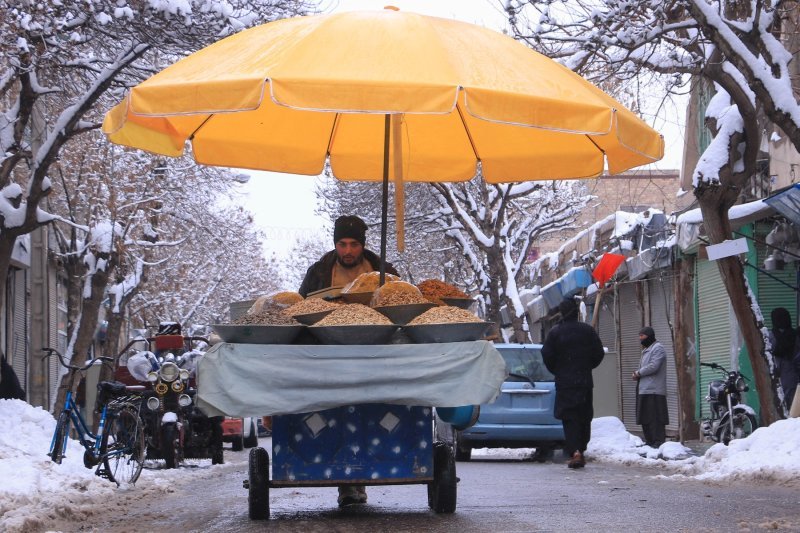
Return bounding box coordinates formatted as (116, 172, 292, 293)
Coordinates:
(179, 369, 190, 381)
(178, 394, 192, 407)
(736, 376, 747, 392)
(159, 362, 180, 382)
(171, 380, 184, 392)
(146, 396, 161, 411)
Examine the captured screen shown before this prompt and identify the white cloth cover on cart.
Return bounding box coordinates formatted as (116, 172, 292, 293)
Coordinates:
(195, 340, 507, 417)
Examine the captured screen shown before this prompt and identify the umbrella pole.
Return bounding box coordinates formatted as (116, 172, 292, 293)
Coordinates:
(380, 113, 390, 286)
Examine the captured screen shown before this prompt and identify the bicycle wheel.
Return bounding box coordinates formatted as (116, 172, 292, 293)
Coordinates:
(49, 411, 70, 464)
(102, 406, 145, 485)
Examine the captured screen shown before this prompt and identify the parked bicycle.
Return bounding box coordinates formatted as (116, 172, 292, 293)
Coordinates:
(699, 361, 758, 445)
(43, 348, 146, 485)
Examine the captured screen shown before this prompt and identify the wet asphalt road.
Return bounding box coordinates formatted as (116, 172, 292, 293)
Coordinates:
(44, 438, 800, 533)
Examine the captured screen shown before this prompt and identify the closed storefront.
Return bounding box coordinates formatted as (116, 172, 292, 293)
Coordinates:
(695, 258, 733, 420)
(648, 273, 679, 435)
(618, 281, 644, 432)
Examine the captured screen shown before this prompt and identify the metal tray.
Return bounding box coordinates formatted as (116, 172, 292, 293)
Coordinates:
(212, 324, 305, 344)
(292, 309, 335, 326)
(402, 322, 493, 343)
(308, 324, 399, 345)
(441, 297, 475, 309)
(340, 291, 374, 305)
(373, 303, 437, 325)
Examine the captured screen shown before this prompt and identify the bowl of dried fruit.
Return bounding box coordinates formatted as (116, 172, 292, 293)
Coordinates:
(373, 303, 437, 325)
(308, 324, 399, 345)
(292, 310, 335, 326)
(212, 324, 305, 344)
(402, 321, 493, 343)
(440, 297, 475, 309)
(307, 303, 399, 344)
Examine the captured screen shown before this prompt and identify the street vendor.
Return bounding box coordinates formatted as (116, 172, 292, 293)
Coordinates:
(298, 215, 399, 298)
(297, 215, 398, 507)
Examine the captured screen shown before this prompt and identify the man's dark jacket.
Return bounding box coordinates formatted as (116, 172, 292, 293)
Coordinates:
(541, 318, 604, 418)
(298, 249, 398, 297)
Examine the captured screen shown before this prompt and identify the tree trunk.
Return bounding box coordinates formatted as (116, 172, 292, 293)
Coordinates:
(674, 256, 698, 440)
(698, 200, 781, 426)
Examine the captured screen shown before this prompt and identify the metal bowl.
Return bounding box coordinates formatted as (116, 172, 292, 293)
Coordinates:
(373, 303, 437, 325)
(441, 297, 475, 309)
(211, 324, 304, 344)
(402, 322, 493, 343)
(292, 309, 335, 326)
(308, 324, 399, 345)
(340, 291, 374, 305)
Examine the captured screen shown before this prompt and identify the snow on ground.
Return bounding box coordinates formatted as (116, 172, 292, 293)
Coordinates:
(3, 401, 800, 531)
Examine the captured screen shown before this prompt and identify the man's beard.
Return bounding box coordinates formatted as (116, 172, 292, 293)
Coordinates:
(337, 254, 363, 268)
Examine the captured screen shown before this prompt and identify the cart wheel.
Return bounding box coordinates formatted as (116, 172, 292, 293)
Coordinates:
(244, 418, 259, 448)
(248, 447, 270, 520)
(428, 441, 457, 513)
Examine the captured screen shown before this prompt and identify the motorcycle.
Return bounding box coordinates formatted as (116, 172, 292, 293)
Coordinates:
(126, 324, 224, 467)
(699, 361, 758, 444)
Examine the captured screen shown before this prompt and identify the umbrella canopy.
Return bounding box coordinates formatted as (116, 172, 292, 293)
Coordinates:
(103, 9, 663, 183)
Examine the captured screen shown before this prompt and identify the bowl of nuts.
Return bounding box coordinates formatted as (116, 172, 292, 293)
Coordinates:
(402, 321, 493, 343)
(373, 303, 437, 325)
(211, 324, 305, 344)
(307, 303, 399, 345)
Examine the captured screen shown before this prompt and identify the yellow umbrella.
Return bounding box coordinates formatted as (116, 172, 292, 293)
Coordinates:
(103, 8, 663, 274)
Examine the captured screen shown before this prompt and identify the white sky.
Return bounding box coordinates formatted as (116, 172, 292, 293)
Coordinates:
(2, 397, 798, 531)
(237, 0, 686, 260)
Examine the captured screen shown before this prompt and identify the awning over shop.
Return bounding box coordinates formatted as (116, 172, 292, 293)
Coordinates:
(765, 184, 800, 226)
(675, 199, 776, 251)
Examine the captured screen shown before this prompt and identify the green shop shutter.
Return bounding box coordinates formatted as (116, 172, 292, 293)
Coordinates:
(695, 259, 732, 420)
(753, 222, 798, 324)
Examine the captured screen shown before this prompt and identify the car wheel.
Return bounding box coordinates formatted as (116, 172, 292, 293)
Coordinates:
(454, 433, 471, 462)
(244, 418, 259, 448)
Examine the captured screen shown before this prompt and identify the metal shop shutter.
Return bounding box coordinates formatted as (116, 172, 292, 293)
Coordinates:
(618, 281, 644, 432)
(648, 273, 679, 435)
(695, 259, 732, 420)
(10, 268, 28, 394)
(594, 289, 621, 419)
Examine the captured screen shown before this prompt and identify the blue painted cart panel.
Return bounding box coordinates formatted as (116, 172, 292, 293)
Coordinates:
(271, 404, 433, 483)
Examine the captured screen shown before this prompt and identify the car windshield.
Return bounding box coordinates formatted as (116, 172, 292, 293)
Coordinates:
(497, 347, 554, 382)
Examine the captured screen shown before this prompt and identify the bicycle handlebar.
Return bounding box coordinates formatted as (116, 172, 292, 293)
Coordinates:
(41, 348, 114, 371)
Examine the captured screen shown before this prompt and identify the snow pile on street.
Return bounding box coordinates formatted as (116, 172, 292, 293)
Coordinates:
(670, 417, 800, 484)
(3, 400, 800, 530)
(475, 415, 800, 484)
(0, 399, 234, 532)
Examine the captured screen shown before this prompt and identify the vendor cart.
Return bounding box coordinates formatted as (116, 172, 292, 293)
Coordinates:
(195, 340, 507, 520)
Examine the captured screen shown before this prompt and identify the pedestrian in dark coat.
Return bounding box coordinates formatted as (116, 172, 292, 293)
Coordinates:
(0, 353, 26, 401)
(633, 326, 669, 447)
(769, 307, 799, 410)
(542, 297, 605, 468)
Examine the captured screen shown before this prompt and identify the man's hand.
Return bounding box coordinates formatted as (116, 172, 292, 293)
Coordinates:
(632, 371, 640, 381)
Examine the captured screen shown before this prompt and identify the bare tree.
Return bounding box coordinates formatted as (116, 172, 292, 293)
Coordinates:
(505, 0, 800, 422)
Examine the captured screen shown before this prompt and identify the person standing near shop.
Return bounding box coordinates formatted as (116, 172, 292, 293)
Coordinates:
(542, 297, 605, 469)
(769, 307, 799, 410)
(633, 326, 669, 448)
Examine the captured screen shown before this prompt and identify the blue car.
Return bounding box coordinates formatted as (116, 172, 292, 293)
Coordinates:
(454, 343, 565, 461)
